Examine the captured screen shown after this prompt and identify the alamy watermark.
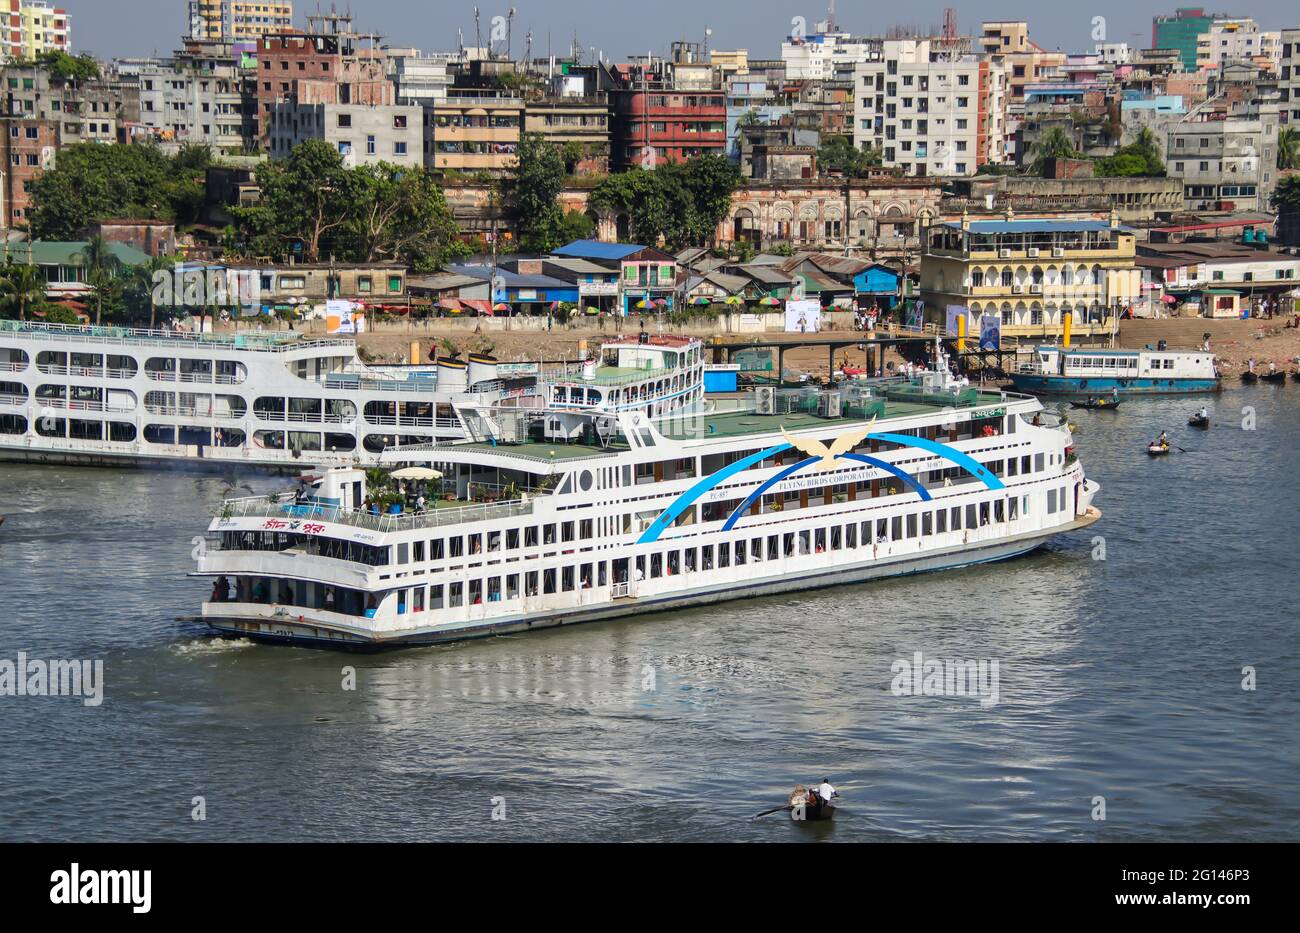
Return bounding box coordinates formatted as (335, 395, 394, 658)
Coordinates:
(0, 652, 103, 706)
(152, 268, 261, 309)
(891, 650, 1000, 708)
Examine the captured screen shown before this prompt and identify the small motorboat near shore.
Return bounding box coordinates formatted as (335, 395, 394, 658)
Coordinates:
(1070, 398, 1122, 411)
(1260, 370, 1287, 384)
(1241, 371, 1259, 385)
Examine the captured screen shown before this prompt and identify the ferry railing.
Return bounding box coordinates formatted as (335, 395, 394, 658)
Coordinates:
(0, 320, 356, 353)
(0, 361, 28, 372)
(0, 393, 25, 406)
(144, 371, 244, 385)
(217, 494, 537, 533)
(362, 415, 461, 429)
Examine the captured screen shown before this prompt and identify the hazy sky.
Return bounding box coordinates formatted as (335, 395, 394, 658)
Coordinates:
(68, 1, 1300, 61)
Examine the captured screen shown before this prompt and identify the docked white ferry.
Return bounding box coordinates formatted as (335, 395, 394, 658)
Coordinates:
(1009, 345, 1221, 396)
(0, 321, 703, 469)
(193, 346, 1100, 648)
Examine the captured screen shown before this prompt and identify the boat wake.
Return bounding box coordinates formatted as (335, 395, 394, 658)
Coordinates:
(169, 637, 257, 657)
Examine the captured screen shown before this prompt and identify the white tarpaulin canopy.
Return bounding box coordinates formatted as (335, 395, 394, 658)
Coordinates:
(390, 467, 443, 481)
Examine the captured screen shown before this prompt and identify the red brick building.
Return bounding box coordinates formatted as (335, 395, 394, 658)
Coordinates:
(254, 29, 390, 147)
(1, 116, 56, 228)
(609, 66, 726, 170)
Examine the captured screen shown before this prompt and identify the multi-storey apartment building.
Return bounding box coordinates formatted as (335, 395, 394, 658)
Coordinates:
(1, 0, 69, 59)
(920, 214, 1142, 340)
(609, 59, 726, 170)
(1, 63, 140, 145)
(1280, 28, 1300, 123)
(854, 38, 1009, 177)
(252, 12, 388, 146)
(426, 90, 523, 173)
(524, 96, 610, 175)
(386, 48, 453, 106)
(267, 99, 422, 167)
(1195, 19, 1280, 72)
(1166, 95, 1281, 211)
(1152, 8, 1222, 72)
(116, 40, 256, 154)
(782, 31, 881, 81)
(189, 1, 293, 42)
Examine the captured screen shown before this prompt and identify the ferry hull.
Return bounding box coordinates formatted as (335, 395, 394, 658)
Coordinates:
(196, 510, 1101, 651)
(0, 443, 314, 472)
(1008, 374, 1221, 396)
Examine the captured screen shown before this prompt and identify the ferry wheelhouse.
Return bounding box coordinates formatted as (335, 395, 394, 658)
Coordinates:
(194, 350, 1101, 648)
(0, 321, 701, 469)
(1009, 345, 1221, 396)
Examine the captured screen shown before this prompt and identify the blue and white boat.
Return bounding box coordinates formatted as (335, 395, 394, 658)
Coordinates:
(1009, 346, 1221, 396)
(192, 345, 1101, 648)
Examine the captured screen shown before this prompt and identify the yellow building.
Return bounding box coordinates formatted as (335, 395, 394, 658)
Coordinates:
(3, 0, 70, 58)
(920, 212, 1142, 341)
(429, 92, 524, 173)
(189, 1, 292, 42)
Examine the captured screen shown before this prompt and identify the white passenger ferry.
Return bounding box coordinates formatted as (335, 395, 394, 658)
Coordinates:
(0, 321, 702, 469)
(193, 346, 1100, 648)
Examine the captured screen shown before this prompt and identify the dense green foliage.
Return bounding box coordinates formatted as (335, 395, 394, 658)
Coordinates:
(1096, 128, 1165, 177)
(590, 154, 740, 250)
(1272, 175, 1300, 213)
(506, 133, 569, 253)
(230, 140, 460, 271)
(817, 134, 883, 177)
(25, 143, 212, 239)
(1028, 127, 1080, 176)
(1278, 127, 1298, 171)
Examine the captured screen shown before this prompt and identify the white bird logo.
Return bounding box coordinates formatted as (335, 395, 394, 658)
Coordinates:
(780, 418, 876, 471)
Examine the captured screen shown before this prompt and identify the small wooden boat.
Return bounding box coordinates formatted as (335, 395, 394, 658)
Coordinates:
(1291, 371, 1300, 383)
(1147, 442, 1172, 456)
(1240, 371, 1259, 384)
(1070, 398, 1122, 411)
(1260, 370, 1287, 384)
(792, 798, 836, 822)
(1188, 415, 1210, 429)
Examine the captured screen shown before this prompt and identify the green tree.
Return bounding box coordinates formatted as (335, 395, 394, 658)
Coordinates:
(507, 133, 568, 253)
(349, 163, 460, 271)
(234, 139, 357, 262)
(1278, 127, 1299, 171)
(0, 262, 47, 322)
(554, 210, 596, 244)
(590, 154, 739, 250)
(1272, 175, 1300, 213)
(36, 50, 100, 81)
(817, 134, 883, 177)
(25, 143, 206, 239)
(77, 235, 124, 326)
(1029, 127, 1079, 176)
(126, 254, 176, 329)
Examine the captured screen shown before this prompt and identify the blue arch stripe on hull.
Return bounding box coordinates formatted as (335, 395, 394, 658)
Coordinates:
(869, 432, 1006, 490)
(722, 456, 819, 530)
(637, 443, 788, 544)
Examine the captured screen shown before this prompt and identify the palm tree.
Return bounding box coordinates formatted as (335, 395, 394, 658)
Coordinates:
(0, 262, 47, 322)
(129, 255, 175, 330)
(77, 235, 123, 326)
(1029, 127, 1080, 175)
(1278, 127, 1299, 171)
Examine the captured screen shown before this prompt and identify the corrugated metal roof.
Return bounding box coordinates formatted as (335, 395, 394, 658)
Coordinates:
(551, 240, 646, 260)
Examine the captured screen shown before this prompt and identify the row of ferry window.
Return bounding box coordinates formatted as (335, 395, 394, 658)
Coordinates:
(383, 489, 1071, 615)
(0, 415, 432, 454)
(31, 352, 247, 381)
